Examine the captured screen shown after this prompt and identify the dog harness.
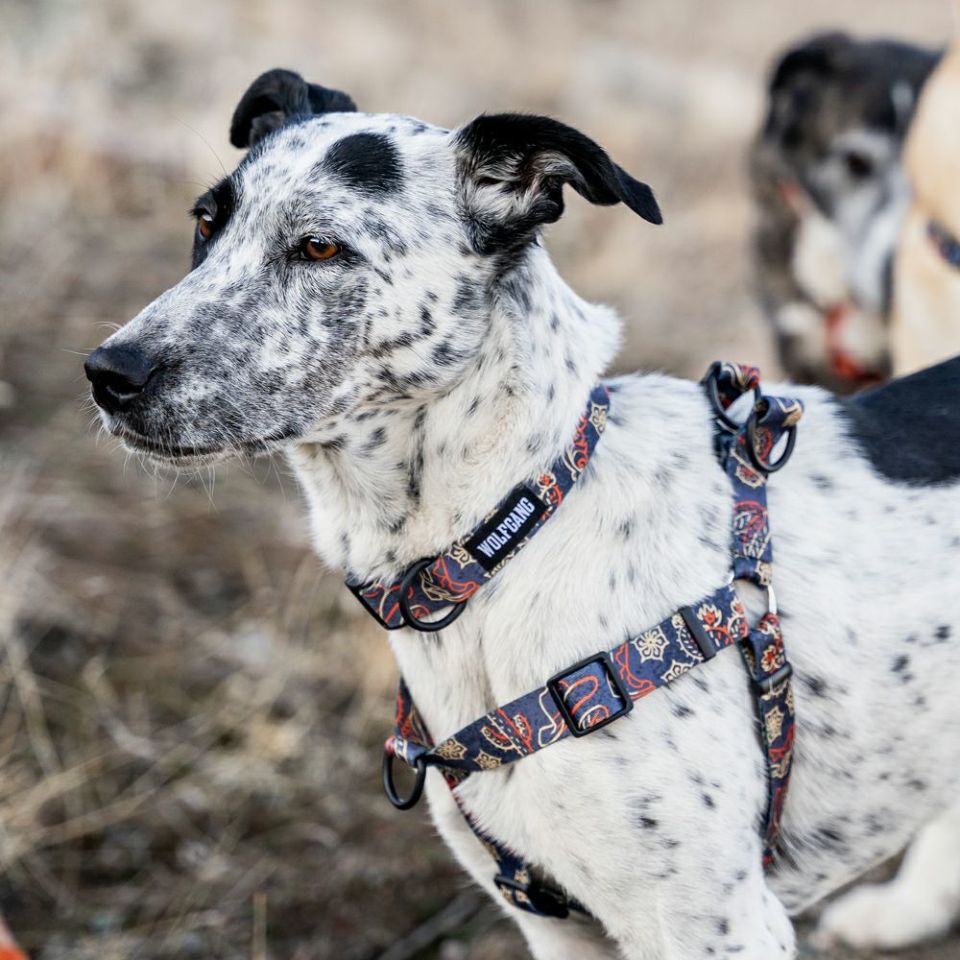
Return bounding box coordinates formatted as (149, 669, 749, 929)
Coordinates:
(348, 363, 803, 919)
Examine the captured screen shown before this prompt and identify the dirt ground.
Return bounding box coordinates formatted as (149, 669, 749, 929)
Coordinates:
(1, 1, 958, 957)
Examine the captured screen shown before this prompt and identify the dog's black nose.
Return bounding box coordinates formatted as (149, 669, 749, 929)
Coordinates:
(84, 344, 159, 414)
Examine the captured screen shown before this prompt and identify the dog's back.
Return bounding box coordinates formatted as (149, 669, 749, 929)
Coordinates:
(841, 354, 960, 484)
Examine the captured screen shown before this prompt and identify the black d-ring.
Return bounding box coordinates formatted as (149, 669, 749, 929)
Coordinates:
(745, 408, 797, 474)
(398, 558, 468, 632)
(382, 750, 427, 810)
(702, 363, 761, 433)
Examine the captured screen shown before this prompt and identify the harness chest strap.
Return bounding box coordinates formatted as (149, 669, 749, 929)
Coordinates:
(389, 584, 749, 774)
(386, 583, 751, 918)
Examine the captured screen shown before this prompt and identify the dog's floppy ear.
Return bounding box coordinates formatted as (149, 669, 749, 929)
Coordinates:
(454, 113, 662, 254)
(229, 68, 357, 149)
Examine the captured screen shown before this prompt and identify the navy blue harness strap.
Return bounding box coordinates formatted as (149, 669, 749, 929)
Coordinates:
(388, 584, 747, 773)
(704, 361, 801, 864)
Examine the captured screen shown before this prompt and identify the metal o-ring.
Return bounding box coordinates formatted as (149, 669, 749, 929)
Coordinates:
(382, 751, 427, 810)
(745, 410, 797, 474)
(398, 557, 467, 632)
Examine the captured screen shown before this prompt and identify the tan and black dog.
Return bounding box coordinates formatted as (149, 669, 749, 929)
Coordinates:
(892, 47, 960, 376)
(752, 32, 939, 391)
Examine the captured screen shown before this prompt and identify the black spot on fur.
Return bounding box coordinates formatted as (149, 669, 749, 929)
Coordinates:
(801, 675, 828, 697)
(891, 654, 910, 673)
(840, 357, 960, 485)
(323, 132, 403, 194)
(452, 277, 482, 315)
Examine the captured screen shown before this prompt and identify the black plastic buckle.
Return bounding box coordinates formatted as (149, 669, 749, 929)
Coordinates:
(494, 874, 570, 919)
(397, 558, 468, 632)
(755, 662, 794, 695)
(546, 652, 633, 738)
(679, 605, 718, 661)
(745, 403, 797, 474)
(382, 750, 427, 810)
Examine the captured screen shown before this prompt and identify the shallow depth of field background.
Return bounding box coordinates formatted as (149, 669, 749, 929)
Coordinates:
(0, 2, 956, 958)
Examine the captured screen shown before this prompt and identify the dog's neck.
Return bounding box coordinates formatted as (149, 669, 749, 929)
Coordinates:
(287, 245, 621, 583)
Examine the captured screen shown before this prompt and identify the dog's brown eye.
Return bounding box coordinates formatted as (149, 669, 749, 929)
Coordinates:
(196, 212, 215, 242)
(300, 238, 340, 262)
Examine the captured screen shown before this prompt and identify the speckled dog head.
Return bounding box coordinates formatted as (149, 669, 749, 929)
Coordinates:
(87, 68, 660, 463)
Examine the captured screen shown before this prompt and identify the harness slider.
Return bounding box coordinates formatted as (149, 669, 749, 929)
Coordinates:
(546, 652, 633, 738)
(679, 605, 718, 660)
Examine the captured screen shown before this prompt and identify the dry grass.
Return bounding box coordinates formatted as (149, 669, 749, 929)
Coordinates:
(1, 1, 958, 957)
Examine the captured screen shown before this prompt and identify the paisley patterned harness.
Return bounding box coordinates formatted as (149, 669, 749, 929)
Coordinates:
(348, 362, 803, 919)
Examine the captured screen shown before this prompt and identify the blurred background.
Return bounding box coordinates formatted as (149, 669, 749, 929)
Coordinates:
(0, 1, 956, 957)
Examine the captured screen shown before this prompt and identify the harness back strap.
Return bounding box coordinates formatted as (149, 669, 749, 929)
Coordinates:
(704, 360, 801, 862)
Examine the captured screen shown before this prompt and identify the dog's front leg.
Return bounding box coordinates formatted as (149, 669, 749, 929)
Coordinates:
(425, 777, 620, 960)
(513, 912, 621, 960)
(599, 856, 796, 960)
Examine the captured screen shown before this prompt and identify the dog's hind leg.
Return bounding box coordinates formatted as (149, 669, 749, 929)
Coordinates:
(816, 805, 960, 951)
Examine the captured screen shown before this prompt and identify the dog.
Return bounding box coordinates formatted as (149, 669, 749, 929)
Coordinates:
(84, 70, 960, 958)
(892, 47, 960, 377)
(752, 32, 939, 392)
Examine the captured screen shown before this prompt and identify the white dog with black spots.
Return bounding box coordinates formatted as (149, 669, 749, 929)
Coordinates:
(85, 70, 960, 959)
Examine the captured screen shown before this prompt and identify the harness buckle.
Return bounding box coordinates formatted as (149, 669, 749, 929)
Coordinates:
(494, 874, 570, 919)
(546, 652, 633, 738)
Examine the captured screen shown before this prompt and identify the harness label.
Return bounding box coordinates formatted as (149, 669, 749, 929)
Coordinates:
(464, 486, 547, 571)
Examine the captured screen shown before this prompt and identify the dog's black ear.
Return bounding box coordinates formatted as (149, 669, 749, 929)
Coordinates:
(769, 32, 853, 94)
(454, 113, 662, 254)
(229, 68, 357, 149)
